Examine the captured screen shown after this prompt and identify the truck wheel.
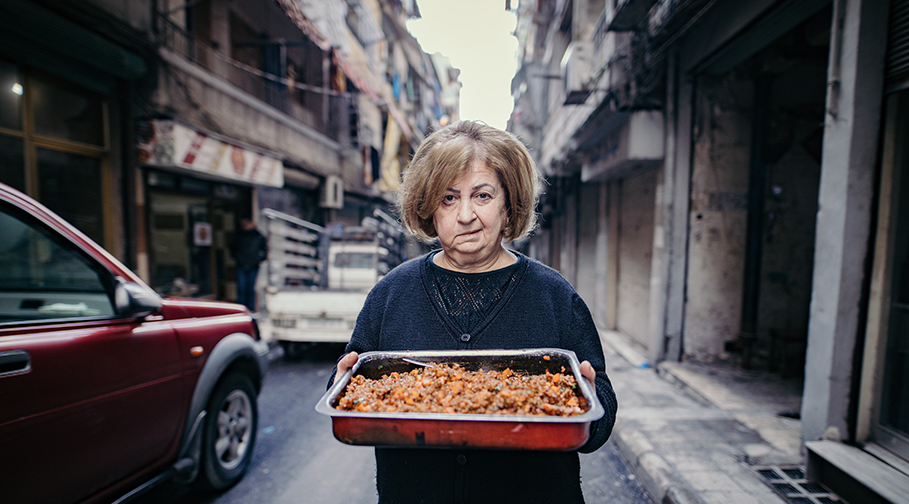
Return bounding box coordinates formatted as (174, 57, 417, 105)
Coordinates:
(281, 341, 309, 359)
(197, 373, 258, 491)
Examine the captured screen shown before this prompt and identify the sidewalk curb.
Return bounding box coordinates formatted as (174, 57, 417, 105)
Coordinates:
(601, 330, 706, 504)
(611, 425, 704, 504)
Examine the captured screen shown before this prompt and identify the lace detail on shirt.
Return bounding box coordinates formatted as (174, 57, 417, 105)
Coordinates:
(427, 254, 518, 334)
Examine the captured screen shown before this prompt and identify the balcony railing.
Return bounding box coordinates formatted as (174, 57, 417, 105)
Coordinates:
(155, 12, 347, 142)
(593, 8, 610, 54)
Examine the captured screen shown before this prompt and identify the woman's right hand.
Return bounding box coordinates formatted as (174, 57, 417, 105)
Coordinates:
(337, 351, 359, 375)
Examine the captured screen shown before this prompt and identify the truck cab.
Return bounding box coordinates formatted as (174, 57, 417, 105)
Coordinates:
(327, 242, 390, 291)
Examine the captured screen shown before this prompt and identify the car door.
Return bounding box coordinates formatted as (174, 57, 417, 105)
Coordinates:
(0, 201, 186, 504)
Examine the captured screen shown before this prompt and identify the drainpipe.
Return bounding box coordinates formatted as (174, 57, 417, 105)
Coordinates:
(740, 71, 770, 369)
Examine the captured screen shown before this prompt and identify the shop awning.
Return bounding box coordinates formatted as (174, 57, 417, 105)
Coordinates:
(137, 120, 284, 188)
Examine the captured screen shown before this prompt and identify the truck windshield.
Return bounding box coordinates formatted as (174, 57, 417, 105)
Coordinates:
(333, 252, 376, 269)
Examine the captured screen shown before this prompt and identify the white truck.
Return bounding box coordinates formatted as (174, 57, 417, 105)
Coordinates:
(261, 208, 407, 357)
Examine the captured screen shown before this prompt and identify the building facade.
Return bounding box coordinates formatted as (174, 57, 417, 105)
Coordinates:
(0, 0, 456, 304)
(509, 0, 906, 500)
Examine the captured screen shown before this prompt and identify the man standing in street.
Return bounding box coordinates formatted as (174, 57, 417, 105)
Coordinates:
(230, 216, 268, 312)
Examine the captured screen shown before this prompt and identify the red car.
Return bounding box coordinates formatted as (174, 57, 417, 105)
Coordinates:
(0, 182, 269, 504)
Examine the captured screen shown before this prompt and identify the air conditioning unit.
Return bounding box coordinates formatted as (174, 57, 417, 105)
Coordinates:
(561, 42, 593, 105)
(319, 175, 344, 209)
(580, 111, 665, 182)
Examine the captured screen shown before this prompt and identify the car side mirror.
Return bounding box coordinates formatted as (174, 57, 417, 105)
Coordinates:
(115, 282, 163, 317)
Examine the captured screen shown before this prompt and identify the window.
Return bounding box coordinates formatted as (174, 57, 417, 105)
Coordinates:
(0, 203, 114, 323)
(868, 89, 909, 460)
(30, 72, 104, 146)
(0, 60, 109, 247)
(0, 61, 23, 131)
(36, 149, 104, 244)
(0, 135, 25, 192)
(880, 109, 909, 445)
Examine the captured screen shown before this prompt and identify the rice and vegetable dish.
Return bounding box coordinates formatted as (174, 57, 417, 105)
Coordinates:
(335, 362, 590, 416)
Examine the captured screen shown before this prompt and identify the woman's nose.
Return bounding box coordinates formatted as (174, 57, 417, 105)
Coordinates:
(457, 199, 475, 222)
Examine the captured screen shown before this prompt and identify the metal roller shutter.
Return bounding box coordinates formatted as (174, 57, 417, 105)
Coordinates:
(887, 0, 909, 93)
(616, 167, 657, 350)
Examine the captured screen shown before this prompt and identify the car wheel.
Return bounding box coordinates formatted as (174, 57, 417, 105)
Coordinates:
(197, 373, 258, 491)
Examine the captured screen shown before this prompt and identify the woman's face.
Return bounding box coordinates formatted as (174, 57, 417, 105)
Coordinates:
(432, 160, 508, 268)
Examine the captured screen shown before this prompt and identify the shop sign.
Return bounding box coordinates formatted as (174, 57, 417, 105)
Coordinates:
(137, 120, 283, 187)
(193, 222, 213, 246)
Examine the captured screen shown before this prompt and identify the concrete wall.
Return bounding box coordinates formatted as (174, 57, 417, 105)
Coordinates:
(683, 74, 753, 362)
(593, 182, 610, 328)
(653, 51, 692, 362)
(155, 50, 341, 176)
(150, 0, 346, 177)
(802, 0, 887, 444)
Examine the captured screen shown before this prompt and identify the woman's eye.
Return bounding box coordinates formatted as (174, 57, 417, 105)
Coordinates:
(442, 195, 457, 204)
(475, 192, 492, 202)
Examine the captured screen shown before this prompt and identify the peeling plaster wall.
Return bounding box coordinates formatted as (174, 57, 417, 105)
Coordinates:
(684, 74, 753, 362)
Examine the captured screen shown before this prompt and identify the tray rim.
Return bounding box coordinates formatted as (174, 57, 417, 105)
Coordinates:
(315, 348, 605, 424)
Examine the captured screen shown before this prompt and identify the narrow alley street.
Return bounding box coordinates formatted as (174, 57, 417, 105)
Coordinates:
(134, 344, 653, 504)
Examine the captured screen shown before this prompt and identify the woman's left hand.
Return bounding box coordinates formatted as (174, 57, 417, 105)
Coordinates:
(579, 360, 596, 386)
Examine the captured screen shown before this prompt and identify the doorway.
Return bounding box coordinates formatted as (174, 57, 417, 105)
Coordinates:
(684, 6, 829, 370)
(146, 171, 249, 300)
(739, 9, 830, 374)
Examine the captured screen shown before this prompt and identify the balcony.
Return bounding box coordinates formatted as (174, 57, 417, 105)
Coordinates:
(609, 0, 659, 31)
(155, 12, 345, 143)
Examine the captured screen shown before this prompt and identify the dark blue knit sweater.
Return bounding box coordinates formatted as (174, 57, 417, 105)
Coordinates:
(333, 251, 618, 504)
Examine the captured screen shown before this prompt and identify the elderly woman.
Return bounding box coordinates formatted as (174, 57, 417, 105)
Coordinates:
(332, 120, 617, 503)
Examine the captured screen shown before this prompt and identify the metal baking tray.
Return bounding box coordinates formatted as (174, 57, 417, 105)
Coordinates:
(315, 348, 604, 451)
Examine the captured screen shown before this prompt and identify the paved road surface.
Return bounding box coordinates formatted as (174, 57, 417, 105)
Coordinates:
(134, 344, 651, 504)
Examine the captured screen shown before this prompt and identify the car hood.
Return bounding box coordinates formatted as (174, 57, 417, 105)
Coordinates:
(161, 297, 250, 319)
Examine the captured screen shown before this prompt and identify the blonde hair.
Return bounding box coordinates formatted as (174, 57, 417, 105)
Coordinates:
(397, 120, 542, 243)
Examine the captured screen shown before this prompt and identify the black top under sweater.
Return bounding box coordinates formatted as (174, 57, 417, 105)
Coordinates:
(427, 253, 518, 334)
(330, 251, 618, 504)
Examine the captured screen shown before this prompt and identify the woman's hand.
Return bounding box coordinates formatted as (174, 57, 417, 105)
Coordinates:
(579, 360, 596, 386)
(337, 351, 359, 375)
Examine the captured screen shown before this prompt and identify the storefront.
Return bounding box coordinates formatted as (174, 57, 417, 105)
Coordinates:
(577, 111, 664, 353)
(863, 85, 909, 473)
(852, 0, 909, 482)
(613, 166, 657, 349)
(137, 119, 283, 300)
(0, 0, 147, 259)
(681, 5, 829, 367)
(0, 61, 111, 248)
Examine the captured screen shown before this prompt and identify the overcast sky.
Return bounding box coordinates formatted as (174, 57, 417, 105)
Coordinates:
(406, 0, 518, 130)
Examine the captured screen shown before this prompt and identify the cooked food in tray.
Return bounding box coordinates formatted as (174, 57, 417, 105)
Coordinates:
(316, 349, 605, 451)
(335, 362, 590, 416)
